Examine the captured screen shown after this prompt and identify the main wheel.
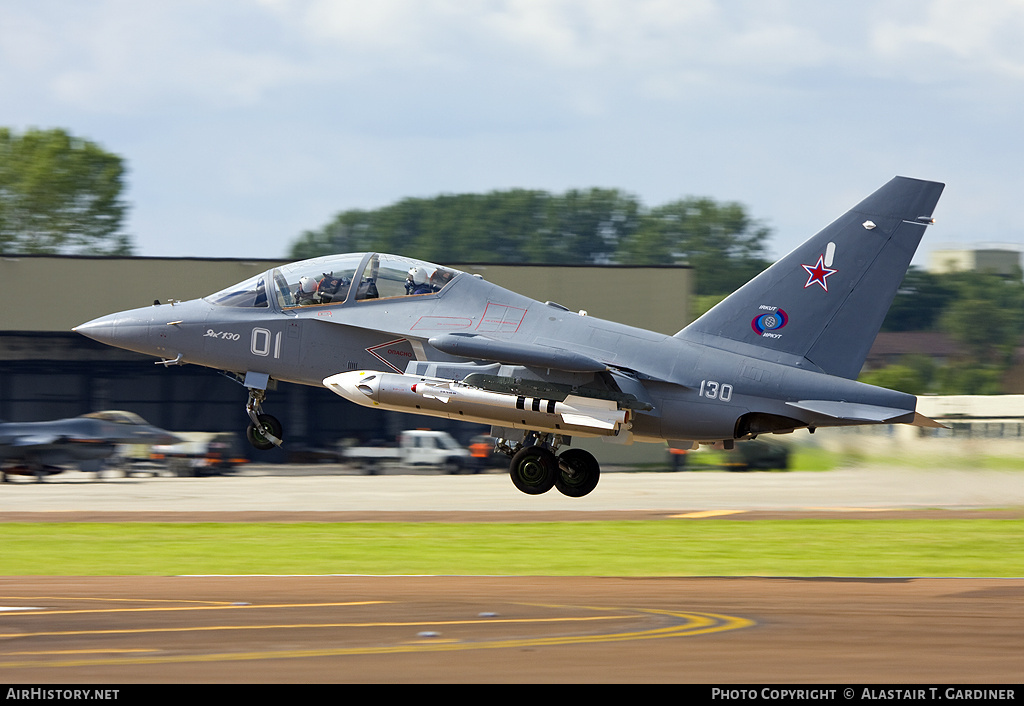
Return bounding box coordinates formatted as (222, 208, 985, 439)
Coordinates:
(246, 414, 282, 451)
(555, 448, 601, 497)
(509, 446, 557, 495)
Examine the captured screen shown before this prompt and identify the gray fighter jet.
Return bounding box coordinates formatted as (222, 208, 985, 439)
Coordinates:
(75, 176, 944, 497)
(0, 410, 181, 482)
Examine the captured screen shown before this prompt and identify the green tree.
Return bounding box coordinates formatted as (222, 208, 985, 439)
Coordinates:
(538, 188, 641, 264)
(934, 364, 1004, 395)
(881, 267, 957, 332)
(0, 127, 131, 254)
(940, 271, 1024, 366)
(616, 197, 771, 294)
(858, 364, 928, 395)
(288, 189, 765, 273)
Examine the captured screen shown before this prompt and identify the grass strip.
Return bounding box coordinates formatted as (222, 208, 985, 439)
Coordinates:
(1, 519, 1021, 577)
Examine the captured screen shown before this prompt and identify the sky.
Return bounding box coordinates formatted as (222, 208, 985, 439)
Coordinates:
(4, 0, 1024, 266)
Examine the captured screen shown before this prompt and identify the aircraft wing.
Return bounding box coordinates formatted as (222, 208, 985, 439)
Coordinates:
(428, 333, 608, 373)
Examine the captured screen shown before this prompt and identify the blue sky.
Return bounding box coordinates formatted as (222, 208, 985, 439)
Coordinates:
(4, 0, 1023, 265)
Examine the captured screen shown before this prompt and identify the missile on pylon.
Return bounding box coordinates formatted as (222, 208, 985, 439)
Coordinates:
(323, 370, 631, 438)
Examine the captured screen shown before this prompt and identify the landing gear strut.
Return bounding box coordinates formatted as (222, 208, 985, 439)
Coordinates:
(245, 387, 283, 450)
(502, 432, 602, 498)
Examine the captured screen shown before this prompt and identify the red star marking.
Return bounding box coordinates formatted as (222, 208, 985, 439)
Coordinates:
(801, 254, 837, 291)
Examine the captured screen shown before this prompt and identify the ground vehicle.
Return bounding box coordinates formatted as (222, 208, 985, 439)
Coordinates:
(340, 430, 472, 474)
(150, 432, 247, 477)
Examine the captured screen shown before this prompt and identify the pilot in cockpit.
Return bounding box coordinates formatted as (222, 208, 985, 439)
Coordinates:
(296, 276, 319, 305)
(406, 267, 435, 295)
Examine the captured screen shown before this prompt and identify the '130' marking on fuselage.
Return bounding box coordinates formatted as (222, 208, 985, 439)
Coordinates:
(699, 379, 734, 402)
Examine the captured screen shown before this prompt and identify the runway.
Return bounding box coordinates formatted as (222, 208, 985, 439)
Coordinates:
(1, 464, 1022, 683)
(1, 575, 1021, 683)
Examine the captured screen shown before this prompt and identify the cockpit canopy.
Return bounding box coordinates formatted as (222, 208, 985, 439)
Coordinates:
(205, 253, 462, 309)
(83, 410, 151, 425)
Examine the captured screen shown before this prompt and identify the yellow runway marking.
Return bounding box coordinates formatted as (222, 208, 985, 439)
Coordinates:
(0, 604, 755, 669)
(404, 639, 462, 645)
(0, 600, 389, 617)
(0, 596, 240, 606)
(10, 649, 158, 656)
(669, 510, 747, 518)
(0, 614, 629, 639)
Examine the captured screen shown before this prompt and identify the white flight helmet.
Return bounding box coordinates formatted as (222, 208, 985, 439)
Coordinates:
(407, 267, 428, 286)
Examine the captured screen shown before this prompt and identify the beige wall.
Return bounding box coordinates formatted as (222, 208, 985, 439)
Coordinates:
(928, 248, 1022, 276)
(0, 256, 693, 336)
(0, 256, 281, 333)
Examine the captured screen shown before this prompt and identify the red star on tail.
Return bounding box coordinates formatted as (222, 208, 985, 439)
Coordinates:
(801, 255, 837, 291)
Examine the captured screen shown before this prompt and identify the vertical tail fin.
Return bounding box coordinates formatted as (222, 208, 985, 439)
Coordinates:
(676, 176, 945, 379)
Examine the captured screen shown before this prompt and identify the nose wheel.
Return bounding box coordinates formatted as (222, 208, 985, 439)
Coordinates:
(246, 413, 283, 451)
(245, 387, 283, 450)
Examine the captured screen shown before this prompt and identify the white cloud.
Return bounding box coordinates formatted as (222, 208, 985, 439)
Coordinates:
(9, 1, 1023, 119)
(2, 1, 1023, 259)
(871, 0, 1024, 81)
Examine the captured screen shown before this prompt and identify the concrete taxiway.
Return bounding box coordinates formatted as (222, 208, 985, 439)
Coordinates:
(2, 463, 1023, 513)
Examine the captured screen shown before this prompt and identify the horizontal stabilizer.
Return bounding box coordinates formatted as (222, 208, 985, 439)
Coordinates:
(786, 400, 913, 423)
(429, 333, 607, 372)
(910, 412, 948, 429)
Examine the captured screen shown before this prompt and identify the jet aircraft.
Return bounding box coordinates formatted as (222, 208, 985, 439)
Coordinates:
(76, 176, 945, 497)
(0, 410, 181, 482)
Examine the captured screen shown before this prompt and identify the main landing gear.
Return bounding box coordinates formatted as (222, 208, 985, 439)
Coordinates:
(245, 387, 283, 451)
(503, 433, 601, 498)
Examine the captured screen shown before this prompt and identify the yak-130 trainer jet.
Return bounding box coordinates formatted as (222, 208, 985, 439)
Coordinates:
(76, 176, 944, 497)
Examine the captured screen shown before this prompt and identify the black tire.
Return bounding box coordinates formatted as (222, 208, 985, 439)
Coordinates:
(246, 414, 282, 451)
(555, 448, 601, 497)
(509, 446, 557, 495)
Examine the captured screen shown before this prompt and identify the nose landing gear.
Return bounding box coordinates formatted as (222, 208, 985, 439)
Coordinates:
(245, 387, 283, 451)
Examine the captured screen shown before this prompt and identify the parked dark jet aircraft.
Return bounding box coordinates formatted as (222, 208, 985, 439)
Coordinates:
(76, 176, 944, 497)
(0, 410, 181, 482)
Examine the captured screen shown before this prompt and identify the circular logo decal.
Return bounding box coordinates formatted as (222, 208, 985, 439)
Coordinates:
(751, 309, 788, 335)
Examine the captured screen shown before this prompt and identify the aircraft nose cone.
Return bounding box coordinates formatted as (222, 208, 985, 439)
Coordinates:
(74, 310, 154, 355)
(73, 314, 120, 346)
